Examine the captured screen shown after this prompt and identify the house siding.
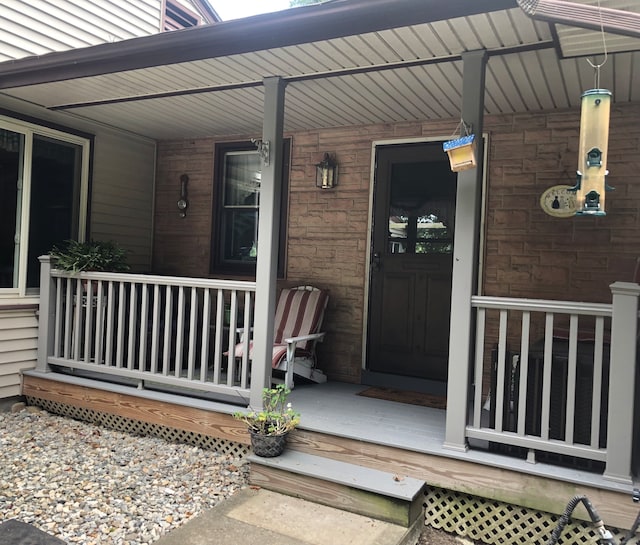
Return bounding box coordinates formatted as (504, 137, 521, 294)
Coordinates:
(0, 309, 38, 398)
(0, 95, 156, 399)
(153, 102, 640, 384)
(0, 0, 163, 62)
(90, 131, 156, 272)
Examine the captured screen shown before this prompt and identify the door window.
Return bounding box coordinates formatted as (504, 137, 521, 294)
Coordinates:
(388, 161, 455, 255)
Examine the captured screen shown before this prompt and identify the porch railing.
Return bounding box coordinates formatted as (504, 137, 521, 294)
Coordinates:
(466, 282, 639, 483)
(37, 257, 255, 403)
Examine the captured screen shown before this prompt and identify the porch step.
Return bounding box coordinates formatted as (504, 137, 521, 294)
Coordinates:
(248, 450, 426, 528)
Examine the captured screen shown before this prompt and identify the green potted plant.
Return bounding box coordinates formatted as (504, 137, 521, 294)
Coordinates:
(49, 239, 130, 273)
(233, 384, 300, 457)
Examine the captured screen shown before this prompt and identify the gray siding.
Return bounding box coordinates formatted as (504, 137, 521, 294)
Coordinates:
(90, 131, 156, 272)
(0, 0, 162, 61)
(0, 95, 156, 398)
(0, 309, 38, 398)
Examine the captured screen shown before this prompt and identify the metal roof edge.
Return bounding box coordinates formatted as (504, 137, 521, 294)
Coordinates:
(0, 0, 518, 89)
(517, 0, 640, 39)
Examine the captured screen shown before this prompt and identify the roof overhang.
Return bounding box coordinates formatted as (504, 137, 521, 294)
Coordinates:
(0, 0, 637, 141)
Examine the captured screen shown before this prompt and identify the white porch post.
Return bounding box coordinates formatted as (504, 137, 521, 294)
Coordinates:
(250, 76, 286, 408)
(36, 255, 55, 372)
(603, 281, 639, 484)
(444, 50, 488, 451)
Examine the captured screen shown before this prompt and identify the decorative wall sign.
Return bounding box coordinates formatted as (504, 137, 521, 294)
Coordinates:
(540, 185, 577, 218)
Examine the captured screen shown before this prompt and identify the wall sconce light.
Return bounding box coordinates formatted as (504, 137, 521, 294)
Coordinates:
(177, 174, 189, 218)
(315, 153, 338, 189)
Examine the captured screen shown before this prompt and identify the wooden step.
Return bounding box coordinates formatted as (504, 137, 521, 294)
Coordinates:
(249, 450, 426, 527)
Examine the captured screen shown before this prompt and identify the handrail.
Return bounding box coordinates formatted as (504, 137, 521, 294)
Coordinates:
(472, 295, 611, 316)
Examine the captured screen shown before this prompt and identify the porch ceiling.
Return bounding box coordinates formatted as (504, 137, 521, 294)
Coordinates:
(0, 0, 638, 140)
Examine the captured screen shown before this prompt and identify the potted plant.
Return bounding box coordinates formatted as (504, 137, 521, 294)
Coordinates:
(233, 384, 300, 457)
(49, 239, 130, 274)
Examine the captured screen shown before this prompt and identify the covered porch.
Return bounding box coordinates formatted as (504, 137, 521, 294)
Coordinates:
(2, 0, 640, 535)
(34, 262, 640, 488)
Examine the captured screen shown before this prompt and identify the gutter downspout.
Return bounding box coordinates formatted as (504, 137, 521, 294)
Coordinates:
(517, 0, 640, 39)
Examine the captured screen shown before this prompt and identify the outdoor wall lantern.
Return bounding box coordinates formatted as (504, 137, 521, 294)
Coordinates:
(315, 153, 338, 189)
(570, 89, 612, 216)
(177, 174, 189, 218)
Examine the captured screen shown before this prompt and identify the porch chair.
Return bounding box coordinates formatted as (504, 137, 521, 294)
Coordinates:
(235, 285, 329, 389)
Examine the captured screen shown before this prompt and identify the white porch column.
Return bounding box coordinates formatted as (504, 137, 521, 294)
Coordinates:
(250, 76, 286, 408)
(603, 281, 639, 484)
(36, 255, 55, 372)
(444, 50, 488, 451)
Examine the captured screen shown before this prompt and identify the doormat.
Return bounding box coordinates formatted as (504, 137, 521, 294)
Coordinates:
(357, 387, 447, 409)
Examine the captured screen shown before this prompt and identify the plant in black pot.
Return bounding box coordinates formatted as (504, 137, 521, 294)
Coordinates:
(49, 239, 130, 273)
(233, 384, 300, 457)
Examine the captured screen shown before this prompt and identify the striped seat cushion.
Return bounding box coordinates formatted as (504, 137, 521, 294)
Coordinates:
(234, 287, 328, 368)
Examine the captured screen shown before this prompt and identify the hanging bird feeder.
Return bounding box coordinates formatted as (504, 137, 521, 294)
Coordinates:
(443, 121, 477, 172)
(570, 88, 613, 216)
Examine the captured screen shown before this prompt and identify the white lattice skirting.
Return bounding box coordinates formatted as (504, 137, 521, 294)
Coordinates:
(425, 487, 628, 545)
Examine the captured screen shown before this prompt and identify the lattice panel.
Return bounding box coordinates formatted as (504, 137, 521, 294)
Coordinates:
(26, 397, 250, 458)
(424, 487, 631, 545)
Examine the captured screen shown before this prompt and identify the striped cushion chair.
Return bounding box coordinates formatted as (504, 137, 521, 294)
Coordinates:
(235, 286, 328, 389)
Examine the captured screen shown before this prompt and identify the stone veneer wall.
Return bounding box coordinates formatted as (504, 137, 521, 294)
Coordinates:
(153, 102, 640, 384)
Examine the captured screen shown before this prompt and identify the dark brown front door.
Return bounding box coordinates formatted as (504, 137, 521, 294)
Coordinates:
(367, 142, 457, 383)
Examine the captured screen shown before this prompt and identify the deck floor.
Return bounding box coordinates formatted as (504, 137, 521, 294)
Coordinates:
(24, 370, 633, 495)
(287, 381, 632, 495)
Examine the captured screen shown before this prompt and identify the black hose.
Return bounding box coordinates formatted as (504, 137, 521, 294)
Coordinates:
(619, 510, 640, 545)
(547, 495, 616, 545)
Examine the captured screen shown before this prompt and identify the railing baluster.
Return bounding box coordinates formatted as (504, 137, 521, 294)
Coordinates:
(63, 279, 73, 359)
(227, 290, 238, 386)
(175, 286, 185, 373)
(84, 280, 93, 363)
(150, 283, 161, 374)
(116, 281, 126, 367)
(472, 308, 486, 429)
(186, 287, 198, 380)
(495, 309, 508, 432)
(540, 313, 554, 441)
(213, 289, 224, 384)
(591, 316, 605, 448)
(127, 283, 138, 370)
(200, 289, 211, 381)
(517, 311, 530, 435)
(565, 314, 579, 444)
(240, 290, 252, 388)
(53, 277, 63, 358)
(162, 286, 173, 375)
(73, 280, 82, 361)
(136, 283, 148, 371)
(94, 281, 105, 365)
(105, 281, 115, 366)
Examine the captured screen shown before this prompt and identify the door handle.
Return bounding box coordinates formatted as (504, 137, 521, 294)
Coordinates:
(372, 252, 382, 271)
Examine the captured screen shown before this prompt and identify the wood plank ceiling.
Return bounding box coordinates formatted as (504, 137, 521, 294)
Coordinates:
(0, 3, 638, 140)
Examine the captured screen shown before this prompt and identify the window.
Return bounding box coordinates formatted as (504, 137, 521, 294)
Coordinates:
(0, 116, 90, 295)
(211, 141, 290, 277)
(164, 0, 201, 30)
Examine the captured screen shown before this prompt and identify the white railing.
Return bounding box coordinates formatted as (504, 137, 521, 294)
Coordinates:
(37, 257, 255, 403)
(467, 283, 639, 483)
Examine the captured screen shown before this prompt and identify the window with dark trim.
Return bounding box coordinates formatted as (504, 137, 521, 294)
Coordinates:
(211, 140, 290, 277)
(0, 115, 91, 295)
(164, 0, 201, 31)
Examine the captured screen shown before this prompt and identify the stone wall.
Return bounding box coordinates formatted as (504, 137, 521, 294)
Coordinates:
(153, 102, 640, 383)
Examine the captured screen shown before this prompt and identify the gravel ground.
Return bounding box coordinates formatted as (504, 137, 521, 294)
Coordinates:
(0, 407, 249, 545)
(1, 405, 477, 545)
